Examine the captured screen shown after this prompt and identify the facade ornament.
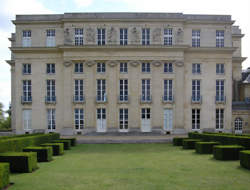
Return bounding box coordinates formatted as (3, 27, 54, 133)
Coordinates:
(107, 27, 117, 44)
(86, 27, 95, 44)
(152, 28, 161, 43)
(63, 60, 73, 67)
(64, 28, 73, 45)
(107, 60, 118, 67)
(152, 60, 162, 67)
(129, 60, 140, 67)
(131, 27, 140, 44)
(174, 60, 184, 67)
(85, 60, 96, 67)
(176, 28, 184, 44)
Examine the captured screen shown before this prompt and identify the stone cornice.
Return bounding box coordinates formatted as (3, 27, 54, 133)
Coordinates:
(186, 47, 237, 53)
(10, 47, 60, 53)
(232, 57, 247, 63)
(6, 60, 15, 66)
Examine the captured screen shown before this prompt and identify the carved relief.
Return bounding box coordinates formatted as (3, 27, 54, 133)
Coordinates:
(107, 27, 117, 44)
(174, 60, 184, 67)
(64, 28, 73, 45)
(176, 28, 184, 44)
(130, 27, 140, 44)
(129, 60, 140, 67)
(86, 27, 95, 44)
(85, 60, 96, 67)
(107, 61, 118, 67)
(63, 60, 73, 67)
(152, 61, 162, 67)
(152, 28, 161, 43)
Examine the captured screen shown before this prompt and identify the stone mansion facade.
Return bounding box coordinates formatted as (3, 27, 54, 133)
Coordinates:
(6, 13, 250, 135)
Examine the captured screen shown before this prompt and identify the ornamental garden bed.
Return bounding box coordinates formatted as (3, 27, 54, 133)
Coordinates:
(195, 141, 220, 154)
(173, 137, 189, 146)
(240, 150, 250, 170)
(52, 140, 71, 150)
(60, 138, 77, 146)
(0, 163, 9, 190)
(182, 138, 201, 149)
(40, 143, 64, 156)
(23, 146, 53, 162)
(213, 145, 245, 161)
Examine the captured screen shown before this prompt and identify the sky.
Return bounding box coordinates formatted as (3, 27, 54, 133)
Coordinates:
(0, 0, 249, 111)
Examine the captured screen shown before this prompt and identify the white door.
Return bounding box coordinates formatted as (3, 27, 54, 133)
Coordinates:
(97, 108, 106, 132)
(141, 108, 151, 132)
(23, 110, 32, 131)
(164, 109, 173, 132)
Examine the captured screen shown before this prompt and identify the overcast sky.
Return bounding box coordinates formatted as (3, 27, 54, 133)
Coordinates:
(0, 0, 249, 110)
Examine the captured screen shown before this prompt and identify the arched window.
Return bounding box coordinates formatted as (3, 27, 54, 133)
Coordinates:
(235, 118, 243, 132)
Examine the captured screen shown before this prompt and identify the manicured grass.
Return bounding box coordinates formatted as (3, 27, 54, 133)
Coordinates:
(9, 144, 250, 190)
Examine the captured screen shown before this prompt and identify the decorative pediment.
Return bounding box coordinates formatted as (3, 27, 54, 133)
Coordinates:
(85, 60, 96, 67)
(63, 60, 73, 67)
(128, 60, 140, 67)
(107, 60, 119, 67)
(174, 60, 184, 67)
(152, 61, 162, 67)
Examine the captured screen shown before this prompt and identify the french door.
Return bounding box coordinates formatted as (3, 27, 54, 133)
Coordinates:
(141, 108, 151, 132)
(164, 109, 173, 132)
(97, 108, 106, 132)
(119, 108, 128, 132)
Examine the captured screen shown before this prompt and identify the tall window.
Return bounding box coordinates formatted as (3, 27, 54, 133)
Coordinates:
(97, 79, 106, 102)
(97, 28, 105, 45)
(216, 30, 224, 47)
(192, 63, 201, 74)
(47, 109, 56, 131)
(74, 80, 84, 102)
(119, 108, 128, 130)
(163, 80, 173, 102)
(216, 80, 225, 102)
(22, 80, 32, 102)
(97, 63, 105, 73)
(192, 80, 201, 102)
(120, 28, 128, 45)
(216, 109, 224, 130)
(164, 63, 173, 73)
(75, 28, 83, 46)
(46, 63, 55, 74)
(120, 62, 128, 73)
(192, 30, 200, 47)
(141, 79, 151, 101)
(141, 108, 150, 119)
(142, 63, 150, 73)
(75, 108, 84, 130)
(119, 79, 128, 102)
(46, 80, 56, 102)
(46, 29, 55, 47)
(216, 64, 225, 74)
(142, 28, 150, 45)
(235, 118, 243, 132)
(192, 109, 200, 130)
(164, 28, 173, 46)
(23, 64, 31, 74)
(22, 30, 31, 47)
(75, 63, 83, 73)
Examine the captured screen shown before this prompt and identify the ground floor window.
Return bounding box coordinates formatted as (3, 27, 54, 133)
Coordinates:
(119, 108, 128, 130)
(75, 108, 84, 130)
(47, 109, 55, 131)
(192, 109, 200, 130)
(216, 109, 224, 130)
(234, 118, 243, 132)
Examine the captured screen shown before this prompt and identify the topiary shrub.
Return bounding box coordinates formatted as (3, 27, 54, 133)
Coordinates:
(40, 143, 64, 156)
(195, 141, 220, 154)
(0, 163, 9, 190)
(52, 140, 71, 150)
(182, 139, 201, 149)
(213, 145, 245, 160)
(173, 137, 189, 146)
(0, 152, 38, 173)
(60, 138, 77, 146)
(23, 146, 53, 162)
(240, 150, 250, 170)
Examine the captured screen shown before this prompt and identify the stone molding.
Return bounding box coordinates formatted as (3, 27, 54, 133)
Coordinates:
(63, 60, 73, 67)
(174, 60, 184, 67)
(152, 60, 162, 67)
(128, 60, 141, 67)
(85, 60, 96, 67)
(107, 60, 119, 67)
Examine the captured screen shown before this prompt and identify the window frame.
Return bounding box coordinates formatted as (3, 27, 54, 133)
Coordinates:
(142, 28, 150, 45)
(75, 28, 84, 46)
(120, 28, 128, 45)
(192, 30, 200, 47)
(97, 28, 106, 45)
(164, 28, 173, 46)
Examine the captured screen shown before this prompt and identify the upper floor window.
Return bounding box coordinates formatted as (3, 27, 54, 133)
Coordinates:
(22, 30, 31, 47)
(120, 62, 128, 73)
(142, 63, 150, 73)
(23, 64, 31, 75)
(216, 64, 225, 74)
(75, 28, 83, 46)
(216, 30, 224, 48)
(97, 63, 105, 73)
(192, 63, 201, 74)
(46, 29, 55, 47)
(216, 80, 225, 102)
(164, 28, 173, 46)
(22, 80, 32, 102)
(192, 80, 201, 102)
(192, 30, 200, 47)
(75, 63, 83, 73)
(142, 28, 150, 45)
(46, 63, 55, 74)
(120, 28, 128, 45)
(97, 28, 105, 45)
(164, 63, 173, 73)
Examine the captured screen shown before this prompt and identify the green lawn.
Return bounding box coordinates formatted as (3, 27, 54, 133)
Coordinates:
(9, 144, 250, 190)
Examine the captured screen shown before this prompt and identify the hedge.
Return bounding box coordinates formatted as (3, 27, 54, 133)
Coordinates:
(0, 152, 38, 173)
(60, 138, 77, 146)
(240, 150, 250, 170)
(0, 163, 9, 190)
(40, 143, 64, 156)
(173, 137, 189, 146)
(213, 145, 245, 160)
(195, 141, 220, 154)
(52, 140, 71, 150)
(23, 146, 53, 162)
(0, 133, 60, 153)
(182, 139, 201, 149)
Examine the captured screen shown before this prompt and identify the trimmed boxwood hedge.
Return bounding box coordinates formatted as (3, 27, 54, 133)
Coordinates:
(60, 138, 77, 146)
(23, 146, 53, 162)
(173, 137, 189, 146)
(0, 163, 9, 190)
(40, 143, 64, 156)
(52, 140, 71, 150)
(0, 152, 38, 173)
(213, 145, 245, 160)
(182, 139, 201, 149)
(195, 141, 220, 154)
(240, 150, 250, 170)
(0, 133, 60, 153)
